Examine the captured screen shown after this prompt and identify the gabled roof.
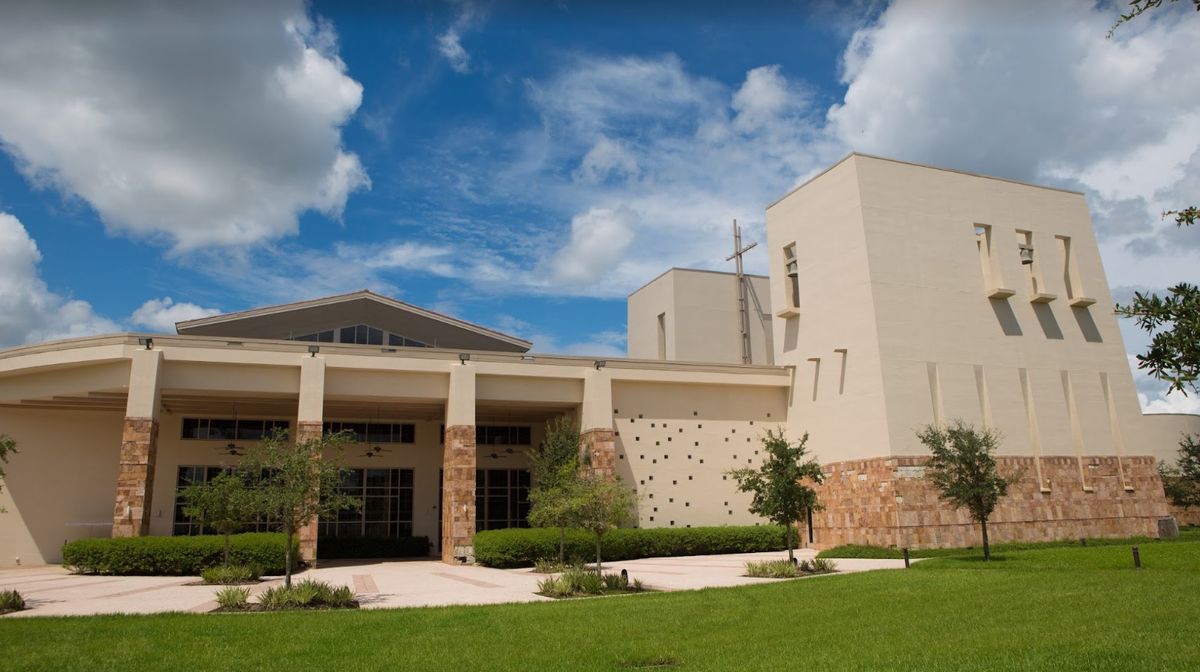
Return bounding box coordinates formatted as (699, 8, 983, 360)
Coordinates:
(175, 290, 532, 352)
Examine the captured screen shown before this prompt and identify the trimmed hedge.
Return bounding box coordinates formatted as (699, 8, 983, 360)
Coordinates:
(317, 536, 431, 559)
(62, 533, 297, 576)
(474, 525, 788, 568)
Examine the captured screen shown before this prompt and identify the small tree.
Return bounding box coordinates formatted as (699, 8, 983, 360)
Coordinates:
(918, 421, 1018, 561)
(0, 435, 15, 513)
(527, 417, 583, 564)
(1159, 434, 1200, 512)
(728, 429, 823, 563)
(574, 473, 635, 573)
(238, 429, 361, 587)
(178, 471, 258, 567)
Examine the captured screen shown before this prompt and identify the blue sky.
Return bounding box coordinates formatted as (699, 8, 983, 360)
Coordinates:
(0, 0, 1198, 411)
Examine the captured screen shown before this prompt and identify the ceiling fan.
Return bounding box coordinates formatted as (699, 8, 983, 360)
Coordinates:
(363, 445, 393, 458)
(217, 402, 246, 456)
(484, 447, 515, 460)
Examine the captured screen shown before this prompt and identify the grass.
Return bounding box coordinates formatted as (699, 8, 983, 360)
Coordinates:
(818, 527, 1200, 560)
(2, 542, 1198, 671)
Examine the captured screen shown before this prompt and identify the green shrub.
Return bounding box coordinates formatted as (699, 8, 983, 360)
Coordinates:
(537, 566, 646, 598)
(214, 586, 250, 610)
(475, 525, 788, 568)
(809, 557, 837, 573)
(201, 564, 261, 585)
(317, 535, 430, 559)
(745, 559, 801, 578)
(0, 589, 26, 613)
(745, 557, 838, 578)
(533, 558, 565, 574)
(257, 579, 356, 610)
(62, 533, 297, 576)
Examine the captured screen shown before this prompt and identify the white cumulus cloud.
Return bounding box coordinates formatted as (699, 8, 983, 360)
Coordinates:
(0, 1, 369, 252)
(129, 298, 221, 333)
(0, 213, 120, 346)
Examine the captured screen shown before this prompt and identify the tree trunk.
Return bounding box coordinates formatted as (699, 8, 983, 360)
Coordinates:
(558, 527, 565, 566)
(595, 533, 602, 575)
(223, 532, 231, 568)
(284, 527, 294, 588)
(786, 521, 794, 564)
(981, 519, 990, 562)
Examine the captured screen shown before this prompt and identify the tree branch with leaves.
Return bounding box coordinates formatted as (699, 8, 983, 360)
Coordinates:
(918, 421, 1019, 561)
(177, 470, 259, 567)
(0, 434, 15, 513)
(237, 429, 361, 587)
(526, 417, 583, 565)
(1159, 433, 1200, 512)
(728, 429, 823, 563)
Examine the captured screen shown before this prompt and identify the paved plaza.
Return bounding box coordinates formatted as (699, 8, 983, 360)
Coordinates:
(0, 550, 910, 617)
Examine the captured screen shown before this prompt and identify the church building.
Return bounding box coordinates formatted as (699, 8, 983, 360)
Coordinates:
(0, 153, 1196, 568)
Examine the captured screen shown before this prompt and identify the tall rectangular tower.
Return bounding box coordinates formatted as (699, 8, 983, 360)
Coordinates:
(767, 153, 1169, 548)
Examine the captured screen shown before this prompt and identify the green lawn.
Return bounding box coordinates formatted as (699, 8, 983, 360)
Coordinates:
(819, 527, 1200, 560)
(2, 543, 1198, 671)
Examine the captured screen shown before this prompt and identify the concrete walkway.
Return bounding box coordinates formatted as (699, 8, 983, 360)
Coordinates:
(0, 550, 908, 617)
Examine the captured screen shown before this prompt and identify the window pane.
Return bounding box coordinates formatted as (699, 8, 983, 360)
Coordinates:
(208, 419, 236, 440)
(236, 420, 264, 441)
(340, 326, 356, 343)
(400, 424, 415, 443)
(318, 330, 334, 343)
(388, 333, 404, 346)
(356, 325, 368, 344)
(367, 423, 391, 444)
(367, 327, 383, 345)
(181, 418, 202, 439)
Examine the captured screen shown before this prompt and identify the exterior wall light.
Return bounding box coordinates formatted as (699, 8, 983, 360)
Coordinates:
(459, 353, 471, 364)
(1018, 243, 1035, 265)
(594, 360, 607, 370)
(138, 337, 153, 350)
(308, 345, 320, 357)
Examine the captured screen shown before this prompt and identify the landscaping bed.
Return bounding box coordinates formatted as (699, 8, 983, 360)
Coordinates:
(536, 566, 647, 598)
(213, 580, 358, 612)
(743, 557, 836, 578)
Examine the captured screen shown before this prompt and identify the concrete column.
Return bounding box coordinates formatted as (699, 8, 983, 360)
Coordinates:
(112, 348, 163, 537)
(296, 357, 325, 563)
(442, 364, 476, 563)
(580, 368, 616, 478)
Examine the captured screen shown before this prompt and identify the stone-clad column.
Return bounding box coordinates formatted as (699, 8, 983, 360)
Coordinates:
(442, 364, 476, 563)
(581, 368, 616, 478)
(296, 357, 325, 564)
(112, 348, 163, 537)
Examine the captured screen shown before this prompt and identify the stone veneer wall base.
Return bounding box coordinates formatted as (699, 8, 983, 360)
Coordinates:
(442, 424, 476, 563)
(581, 428, 617, 478)
(296, 421, 324, 564)
(812, 455, 1172, 549)
(112, 417, 158, 538)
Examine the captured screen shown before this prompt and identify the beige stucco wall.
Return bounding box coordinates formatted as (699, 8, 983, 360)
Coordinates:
(613, 381, 788, 528)
(0, 408, 124, 566)
(1139, 413, 1200, 466)
(769, 154, 1150, 467)
(767, 157, 892, 463)
(628, 269, 773, 365)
